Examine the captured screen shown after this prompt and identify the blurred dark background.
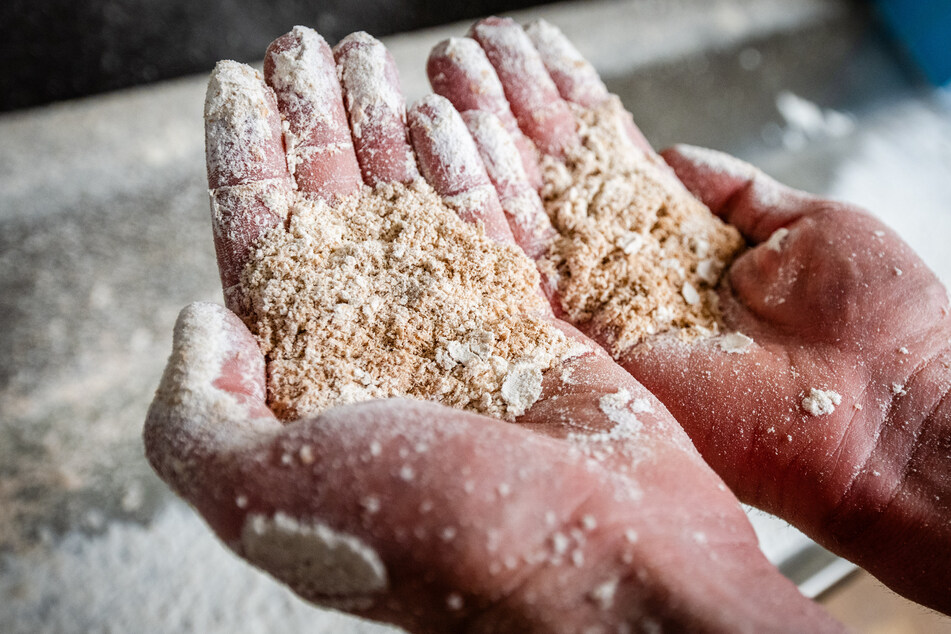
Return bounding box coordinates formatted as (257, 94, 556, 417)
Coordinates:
(0, 0, 550, 112)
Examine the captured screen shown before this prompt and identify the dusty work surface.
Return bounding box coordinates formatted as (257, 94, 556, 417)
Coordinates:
(4, 0, 951, 631)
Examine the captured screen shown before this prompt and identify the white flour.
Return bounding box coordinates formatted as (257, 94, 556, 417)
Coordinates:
(801, 388, 842, 417)
(0, 503, 399, 633)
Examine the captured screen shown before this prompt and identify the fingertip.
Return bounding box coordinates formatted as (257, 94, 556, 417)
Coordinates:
(263, 26, 363, 198)
(205, 60, 288, 189)
(469, 16, 578, 157)
(407, 94, 474, 196)
(334, 31, 419, 186)
(152, 302, 274, 425)
(427, 37, 500, 114)
(145, 302, 278, 510)
(523, 19, 608, 108)
(427, 36, 544, 189)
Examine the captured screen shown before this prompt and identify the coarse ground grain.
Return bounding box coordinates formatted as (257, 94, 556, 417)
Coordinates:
(539, 97, 745, 353)
(240, 180, 583, 422)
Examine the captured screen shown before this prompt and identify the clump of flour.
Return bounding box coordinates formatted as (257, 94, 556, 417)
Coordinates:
(718, 332, 754, 354)
(801, 388, 842, 416)
(241, 512, 387, 604)
(240, 180, 581, 421)
(539, 97, 745, 352)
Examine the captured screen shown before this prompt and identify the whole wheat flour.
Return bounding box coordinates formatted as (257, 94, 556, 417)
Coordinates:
(539, 97, 745, 352)
(240, 180, 581, 422)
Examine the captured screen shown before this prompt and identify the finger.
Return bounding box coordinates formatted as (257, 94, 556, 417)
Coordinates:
(263, 26, 363, 198)
(461, 109, 554, 258)
(408, 94, 515, 245)
(522, 19, 607, 108)
(334, 32, 419, 186)
(662, 144, 814, 243)
(468, 17, 579, 157)
(144, 302, 281, 516)
(204, 61, 291, 312)
(523, 19, 656, 156)
(427, 36, 543, 189)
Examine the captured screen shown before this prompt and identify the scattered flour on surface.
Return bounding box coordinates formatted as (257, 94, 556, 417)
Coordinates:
(775, 91, 854, 151)
(828, 100, 951, 287)
(0, 503, 398, 633)
(801, 388, 842, 416)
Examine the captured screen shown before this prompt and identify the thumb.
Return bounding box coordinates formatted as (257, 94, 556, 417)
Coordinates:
(662, 144, 814, 243)
(144, 302, 281, 527)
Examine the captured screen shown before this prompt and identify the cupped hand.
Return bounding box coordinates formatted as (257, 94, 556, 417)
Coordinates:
(631, 146, 951, 613)
(428, 16, 951, 613)
(144, 25, 840, 633)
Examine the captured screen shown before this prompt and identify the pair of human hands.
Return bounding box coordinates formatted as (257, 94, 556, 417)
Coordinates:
(144, 17, 951, 632)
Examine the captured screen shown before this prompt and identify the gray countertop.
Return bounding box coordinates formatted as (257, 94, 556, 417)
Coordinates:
(3, 0, 950, 631)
